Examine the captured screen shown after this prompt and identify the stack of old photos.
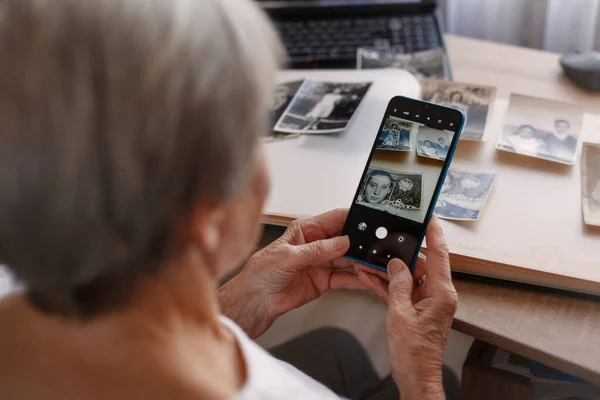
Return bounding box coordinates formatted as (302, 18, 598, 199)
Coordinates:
(356, 47, 451, 80)
(354, 46, 498, 142)
(264, 79, 372, 142)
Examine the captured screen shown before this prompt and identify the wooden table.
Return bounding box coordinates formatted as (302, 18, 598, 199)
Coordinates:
(264, 34, 600, 385)
(442, 34, 600, 385)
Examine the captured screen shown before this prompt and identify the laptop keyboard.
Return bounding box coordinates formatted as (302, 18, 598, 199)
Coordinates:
(274, 14, 441, 68)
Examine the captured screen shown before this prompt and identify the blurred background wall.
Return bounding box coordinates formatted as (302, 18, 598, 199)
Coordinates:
(439, 0, 600, 52)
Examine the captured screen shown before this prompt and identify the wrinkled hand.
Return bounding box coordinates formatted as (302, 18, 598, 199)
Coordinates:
(218, 209, 387, 338)
(360, 215, 458, 400)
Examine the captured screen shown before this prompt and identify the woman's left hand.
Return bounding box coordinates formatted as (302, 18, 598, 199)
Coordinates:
(218, 209, 388, 338)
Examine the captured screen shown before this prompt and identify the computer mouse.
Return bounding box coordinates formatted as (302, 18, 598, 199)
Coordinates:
(560, 51, 600, 91)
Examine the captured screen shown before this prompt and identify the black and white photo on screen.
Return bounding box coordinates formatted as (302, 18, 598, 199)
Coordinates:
(421, 78, 496, 141)
(376, 116, 413, 151)
(357, 168, 422, 214)
(357, 47, 450, 80)
(496, 94, 583, 165)
(274, 80, 372, 134)
(434, 169, 497, 221)
(582, 142, 600, 226)
(416, 126, 453, 161)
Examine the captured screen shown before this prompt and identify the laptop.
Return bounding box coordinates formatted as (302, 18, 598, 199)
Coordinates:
(259, 0, 448, 69)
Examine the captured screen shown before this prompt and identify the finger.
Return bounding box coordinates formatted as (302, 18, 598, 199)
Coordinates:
(386, 258, 414, 310)
(331, 257, 363, 270)
(423, 215, 452, 285)
(309, 208, 349, 237)
(353, 263, 389, 281)
(307, 257, 364, 272)
(357, 270, 390, 302)
(329, 271, 377, 291)
(293, 235, 350, 267)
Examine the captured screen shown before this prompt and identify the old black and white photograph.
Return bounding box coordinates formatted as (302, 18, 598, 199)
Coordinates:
(376, 117, 413, 151)
(274, 80, 372, 134)
(357, 168, 422, 213)
(421, 78, 497, 141)
(356, 47, 449, 80)
(434, 170, 496, 221)
(496, 94, 583, 164)
(264, 80, 304, 142)
(416, 126, 453, 161)
(270, 80, 304, 127)
(582, 142, 600, 226)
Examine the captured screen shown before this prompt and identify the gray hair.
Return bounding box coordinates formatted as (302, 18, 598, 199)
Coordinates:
(0, 0, 283, 316)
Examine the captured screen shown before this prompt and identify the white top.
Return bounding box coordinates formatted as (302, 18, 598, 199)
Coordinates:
(222, 317, 344, 400)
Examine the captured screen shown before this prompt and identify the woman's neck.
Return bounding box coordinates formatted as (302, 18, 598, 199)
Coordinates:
(0, 252, 246, 400)
(127, 249, 222, 330)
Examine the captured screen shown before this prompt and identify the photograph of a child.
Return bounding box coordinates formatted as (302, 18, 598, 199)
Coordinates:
(496, 94, 583, 164)
(376, 117, 413, 151)
(357, 168, 422, 213)
(434, 170, 496, 220)
(274, 80, 372, 134)
(421, 78, 496, 141)
(416, 126, 453, 161)
(357, 47, 449, 80)
(582, 142, 600, 226)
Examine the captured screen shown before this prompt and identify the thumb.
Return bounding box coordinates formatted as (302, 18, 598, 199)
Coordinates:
(387, 259, 414, 309)
(294, 236, 350, 266)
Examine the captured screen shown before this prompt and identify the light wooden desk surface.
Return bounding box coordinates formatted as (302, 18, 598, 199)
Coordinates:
(440, 34, 600, 384)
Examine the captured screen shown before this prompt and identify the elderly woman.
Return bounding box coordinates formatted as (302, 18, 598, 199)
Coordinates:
(0, 0, 458, 399)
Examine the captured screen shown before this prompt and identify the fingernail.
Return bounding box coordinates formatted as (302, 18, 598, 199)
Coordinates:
(334, 235, 350, 251)
(388, 259, 404, 274)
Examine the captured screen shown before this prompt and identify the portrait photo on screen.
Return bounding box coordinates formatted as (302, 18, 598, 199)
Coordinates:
(497, 94, 583, 165)
(274, 80, 372, 134)
(376, 116, 414, 151)
(434, 169, 496, 221)
(356, 167, 422, 213)
(421, 78, 496, 141)
(416, 126, 453, 161)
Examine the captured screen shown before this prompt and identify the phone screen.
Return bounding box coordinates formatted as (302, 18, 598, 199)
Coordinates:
(342, 96, 464, 271)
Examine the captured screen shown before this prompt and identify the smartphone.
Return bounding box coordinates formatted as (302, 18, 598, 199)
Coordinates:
(341, 96, 465, 271)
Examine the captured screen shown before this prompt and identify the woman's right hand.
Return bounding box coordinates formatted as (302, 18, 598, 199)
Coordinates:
(384, 215, 457, 399)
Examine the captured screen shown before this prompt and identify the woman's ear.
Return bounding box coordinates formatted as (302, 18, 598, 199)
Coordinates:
(189, 205, 226, 259)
